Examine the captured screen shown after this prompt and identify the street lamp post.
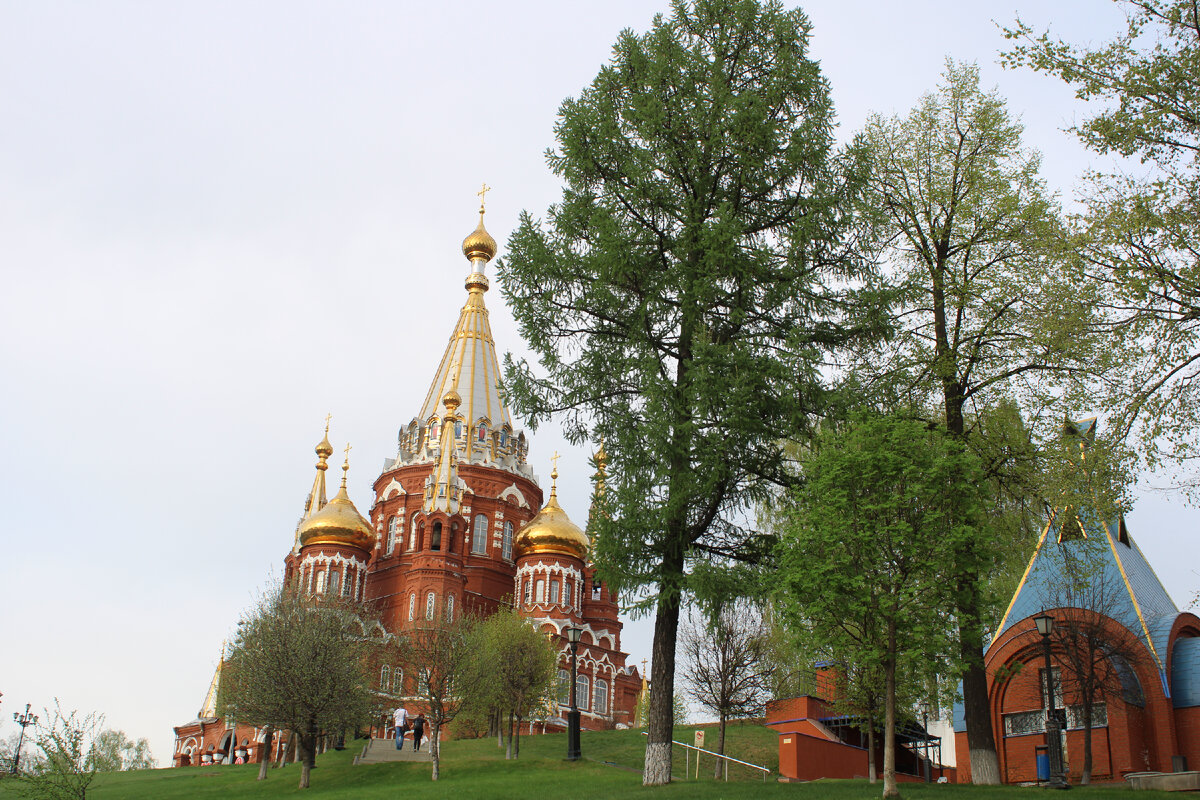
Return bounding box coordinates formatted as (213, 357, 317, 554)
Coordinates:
(11, 703, 38, 775)
(566, 626, 582, 761)
(920, 701, 931, 783)
(1034, 614, 1069, 790)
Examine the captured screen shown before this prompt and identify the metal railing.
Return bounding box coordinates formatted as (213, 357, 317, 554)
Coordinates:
(640, 731, 771, 782)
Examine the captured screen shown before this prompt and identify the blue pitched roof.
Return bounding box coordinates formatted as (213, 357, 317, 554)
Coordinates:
(992, 508, 1179, 697)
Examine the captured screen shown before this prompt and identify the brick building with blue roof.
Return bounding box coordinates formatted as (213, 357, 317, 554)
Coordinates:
(953, 421, 1200, 783)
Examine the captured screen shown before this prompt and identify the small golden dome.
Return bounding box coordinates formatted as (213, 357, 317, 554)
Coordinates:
(462, 213, 497, 262)
(298, 456, 375, 552)
(442, 390, 462, 412)
(514, 467, 590, 560)
(316, 414, 334, 459)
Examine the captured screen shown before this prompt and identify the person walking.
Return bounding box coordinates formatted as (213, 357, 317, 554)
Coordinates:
(393, 705, 409, 750)
(411, 713, 426, 752)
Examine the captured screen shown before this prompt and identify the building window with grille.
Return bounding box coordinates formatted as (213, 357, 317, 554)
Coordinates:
(575, 675, 590, 710)
(558, 669, 571, 704)
(594, 678, 608, 715)
(523, 578, 532, 606)
(408, 593, 416, 621)
(550, 580, 560, 606)
(328, 570, 340, 596)
(386, 516, 398, 554)
(380, 665, 390, 691)
(536, 579, 545, 604)
(393, 667, 403, 695)
(425, 592, 436, 620)
(472, 514, 488, 555)
(446, 594, 455, 621)
(502, 521, 513, 560)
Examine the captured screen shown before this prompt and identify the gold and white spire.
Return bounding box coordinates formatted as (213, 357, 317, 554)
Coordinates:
(423, 391, 465, 514)
(294, 416, 334, 553)
(394, 189, 533, 479)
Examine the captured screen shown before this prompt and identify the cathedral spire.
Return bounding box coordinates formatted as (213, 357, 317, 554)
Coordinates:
(424, 391, 463, 515)
(294, 416, 334, 552)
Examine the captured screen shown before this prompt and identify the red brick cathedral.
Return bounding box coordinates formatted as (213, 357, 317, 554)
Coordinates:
(172, 206, 641, 768)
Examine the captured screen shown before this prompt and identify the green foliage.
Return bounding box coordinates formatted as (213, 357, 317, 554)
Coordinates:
(460, 610, 558, 759)
(1003, 2, 1200, 477)
(776, 413, 989, 797)
(218, 584, 378, 789)
(87, 730, 153, 773)
(15, 702, 100, 800)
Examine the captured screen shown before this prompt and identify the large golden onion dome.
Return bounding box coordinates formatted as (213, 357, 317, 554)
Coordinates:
(298, 453, 375, 552)
(462, 211, 497, 262)
(514, 466, 590, 560)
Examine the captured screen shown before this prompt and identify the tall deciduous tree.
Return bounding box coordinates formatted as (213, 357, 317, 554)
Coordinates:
(88, 730, 153, 772)
(776, 413, 985, 799)
(218, 585, 377, 790)
(499, 0, 879, 784)
(680, 601, 771, 777)
(1003, 1, 1200, 480)
(17, 703, 100, 800)
(853, 62, 1096, 783)
(395, 618, 474, 781)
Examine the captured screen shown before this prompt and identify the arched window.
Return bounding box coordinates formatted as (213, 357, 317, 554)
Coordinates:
(472, 514, 488, 555)
(430, 419, 440, 440)
(550, 580, 560, 606)
(386, 516, 398, 554)
(315, 571, 326, 594)
(523, 578, 532, 605)
(558, 669, 571, 704)
(425, 592, 436, 620)
(478, 424, 487, 442)
(393, 666, 404, 695)
(592, 581, 602, 600)
(446, 594, 455, 621)
(502, 521, 514, 560)
(431, 522, 442, 551)
(564, 580, 572, 607)
(594, 678, 609, 715)
(454, 420, 462, 439)
(575, 675, 590, 710)
(409, 520, 418, 551)
(380, 665, 390, 691)
(499, 428, 508, 448)
(408, 593, 416, 621)
(535, 579, 545, 604)
(328, 570, 340, 596)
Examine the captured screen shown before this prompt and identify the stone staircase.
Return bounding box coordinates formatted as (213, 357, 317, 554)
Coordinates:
(353, 737, 432, 765)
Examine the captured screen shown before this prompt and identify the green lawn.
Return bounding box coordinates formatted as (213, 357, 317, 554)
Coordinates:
(0, 723, 1176, 799)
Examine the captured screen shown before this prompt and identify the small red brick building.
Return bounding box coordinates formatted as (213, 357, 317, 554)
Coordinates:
(172, 208, 640, 767)
(952, 422, 1200, 783)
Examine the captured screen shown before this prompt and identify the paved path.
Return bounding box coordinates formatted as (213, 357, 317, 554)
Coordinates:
(354, 737, 432, 764)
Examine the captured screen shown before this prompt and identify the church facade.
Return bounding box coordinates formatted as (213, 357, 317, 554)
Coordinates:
(171, 205, 641, 768)
(953, 421, 1200, 783)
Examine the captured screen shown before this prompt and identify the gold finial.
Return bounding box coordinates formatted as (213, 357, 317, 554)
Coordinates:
(316, 415, 334, 462)
(550, 451, 560, 492)
(462, 188, 498, 263)
(477, 182, 491, 214)
(341, 443, 352, 488)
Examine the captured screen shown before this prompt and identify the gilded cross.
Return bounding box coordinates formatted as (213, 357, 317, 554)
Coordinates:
(324, 412, 332, 433)
(477, 182, 492, 212)
(551, 450, 560, 472)
(344, 442, 352, 462)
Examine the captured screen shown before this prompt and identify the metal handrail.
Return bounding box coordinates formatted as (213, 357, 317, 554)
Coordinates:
(640, 731, 771, 781)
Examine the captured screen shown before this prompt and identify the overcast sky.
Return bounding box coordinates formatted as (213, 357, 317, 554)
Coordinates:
(1, 0, 1193, 768)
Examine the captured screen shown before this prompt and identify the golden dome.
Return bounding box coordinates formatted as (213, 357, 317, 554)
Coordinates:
(442, 390, 462, 412)
(462, 212, 497, 263)
(298, 456, 375, 552)
(514, 467, 590, 560)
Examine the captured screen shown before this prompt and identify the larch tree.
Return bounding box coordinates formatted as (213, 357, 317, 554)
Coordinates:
(1003, 0, 1200, 483)
(776, 413, 986, 799)
(498, 0, 881, 784)
(852, 61, 1099, 783)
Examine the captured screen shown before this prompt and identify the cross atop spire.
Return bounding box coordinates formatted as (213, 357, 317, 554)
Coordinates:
(477, 182, 491, 213)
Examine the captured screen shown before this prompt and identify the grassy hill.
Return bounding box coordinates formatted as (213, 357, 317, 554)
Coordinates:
(0, 722, 1173, 799)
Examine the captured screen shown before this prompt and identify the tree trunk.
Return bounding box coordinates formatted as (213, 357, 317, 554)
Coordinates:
(643, 555, 684, 786)
(882, 625, 900, 800)
(867, 714, 877, 783)
(959, 591, 1001, 784)
(1082, 698, 1093, 784)
(505, 712, 513, 760)
(430, 723, 440, 781)
(714, 715, 727, 779)
(514, 714, 521, 759)
(257, 727, 273, 781)
(297, 732, 315, 789)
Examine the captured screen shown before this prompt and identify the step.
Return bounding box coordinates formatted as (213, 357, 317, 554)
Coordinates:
(354, 737, 432, 764)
